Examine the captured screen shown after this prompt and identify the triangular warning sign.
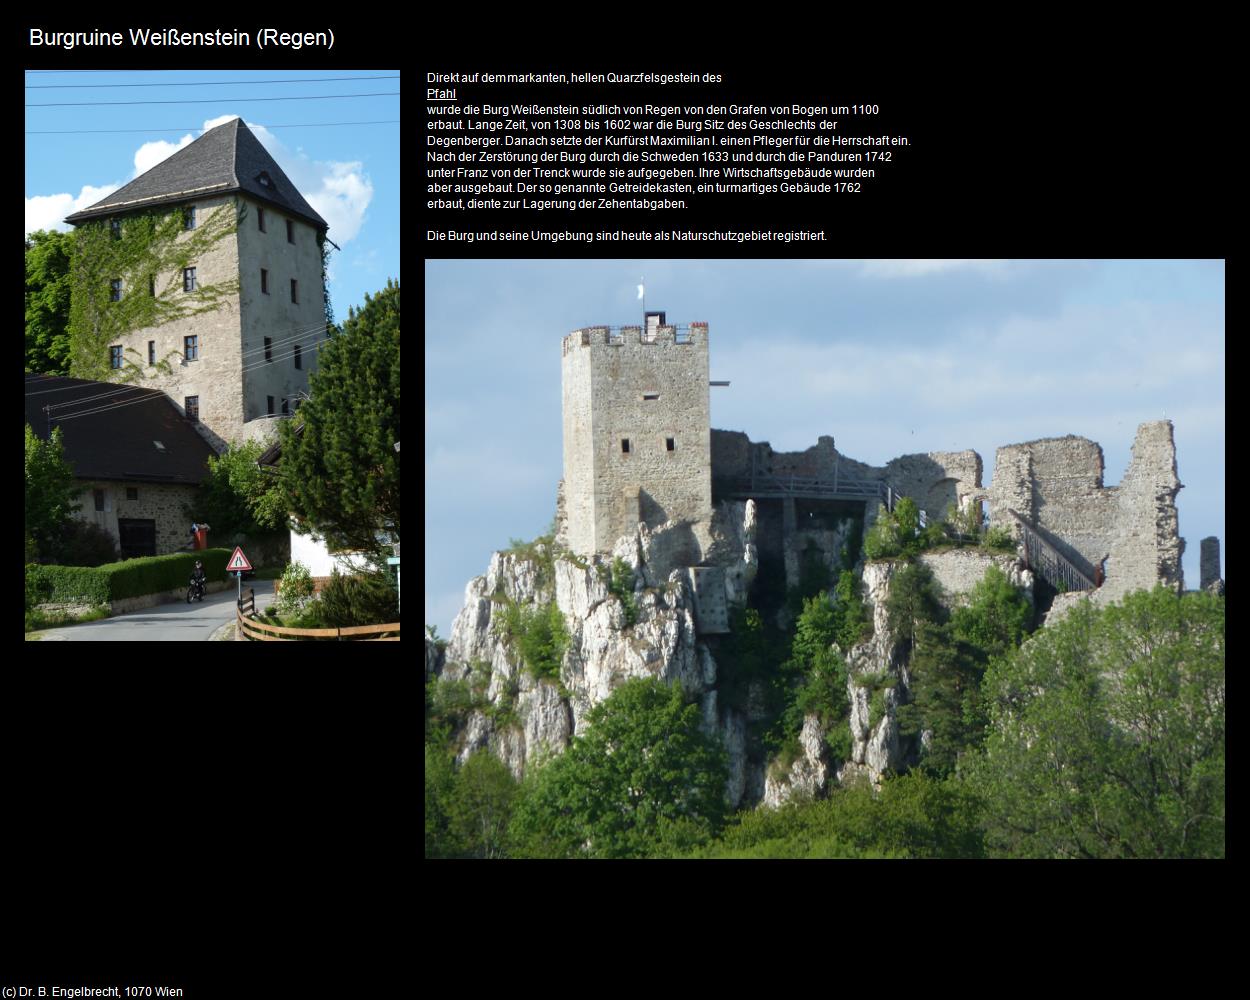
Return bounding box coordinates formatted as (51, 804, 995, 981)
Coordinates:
(226, 546, 253, 572)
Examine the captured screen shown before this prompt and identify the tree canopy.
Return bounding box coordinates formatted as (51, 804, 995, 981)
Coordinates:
(25, 424, 80, 562)
(191, 440, 288, 539)
(509, 678, 728, 858)
(25, 230, 74, 375)
(969, 587, 1224, 858)
(279, 279, 400, 561)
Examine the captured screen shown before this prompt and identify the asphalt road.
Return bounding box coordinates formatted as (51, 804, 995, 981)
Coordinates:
(34, 581, 276, 642)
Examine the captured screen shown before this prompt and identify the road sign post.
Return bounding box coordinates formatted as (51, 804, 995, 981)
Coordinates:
(226, 546, 253, 605)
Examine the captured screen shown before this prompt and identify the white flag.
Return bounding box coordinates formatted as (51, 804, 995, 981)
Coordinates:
(637, 282, 645, 300)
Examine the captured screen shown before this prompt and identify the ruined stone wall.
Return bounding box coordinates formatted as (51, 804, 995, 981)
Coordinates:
(561, 322, 712, 556)
(883, 450, 983, 518)
(988, 421, 1183, 599)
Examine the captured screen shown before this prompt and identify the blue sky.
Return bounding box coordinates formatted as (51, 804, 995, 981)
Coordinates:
(425, 259, 1225, 637)
(24, 69, 400, 321)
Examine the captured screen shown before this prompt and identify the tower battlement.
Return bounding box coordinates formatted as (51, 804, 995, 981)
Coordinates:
(560, 312, 713, 557)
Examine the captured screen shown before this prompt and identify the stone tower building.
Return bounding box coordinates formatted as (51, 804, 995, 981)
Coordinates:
(65, 118, 328, 453)
(559, 313, 713, 557)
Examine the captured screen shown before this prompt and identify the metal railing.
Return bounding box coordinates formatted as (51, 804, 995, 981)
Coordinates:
(1006, 509, 1096, 592)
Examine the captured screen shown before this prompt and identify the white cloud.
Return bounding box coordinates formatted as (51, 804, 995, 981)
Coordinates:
(25, 184, 121, 235)
(860, 259, 1010, 278)
(132, 133, 195, 176)
(24, 112, 374, 244)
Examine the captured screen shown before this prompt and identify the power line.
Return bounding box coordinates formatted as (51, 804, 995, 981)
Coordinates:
(25, 120, 400, 134)
(27, 75, 399, 89)
(27, 91, 400, 108)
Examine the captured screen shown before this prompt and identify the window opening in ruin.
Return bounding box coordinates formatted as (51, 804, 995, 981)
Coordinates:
(148, 341, 155, 366)
(148, 276, 155, 297)
(643, 392, 659, 401)
(264, 337, 272, 362)
(294, 344, 302, 370)
(261, 268, 269, 294)
(267, 396, 275, 416)
(258, 207, 266, 232)
(666, 438, 676, 452)
(291, 279, 298, 304)
(286, 220, 295, 243)
(621, 439, 630, 454)
(675, 328, 691, 344)
(127, 487, 138, 501)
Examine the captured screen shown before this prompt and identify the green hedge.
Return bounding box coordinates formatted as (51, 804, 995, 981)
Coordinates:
(27, 548, 232, 604)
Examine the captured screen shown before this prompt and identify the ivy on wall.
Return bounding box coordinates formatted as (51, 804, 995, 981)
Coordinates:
(68, 201, 242, 382)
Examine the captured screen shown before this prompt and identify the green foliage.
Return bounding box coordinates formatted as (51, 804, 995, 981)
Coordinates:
(25, 424, 81, 562)
(447, 750, 519, 859)
(949, 566, 1033, 659)
(509, 678, 728, 858)
(280, 279, 400, 562)
(318, 570, 399, 627)
(47, 519, 119, 567)
(969, 587, 1225, 858)
(25, 548, 230, 604)
(692, 772, 984, 859)
(832, 569, 872, 649)
(506, 531, 557, 590)
(276, 561, 316, 617)
(981, 525, 1016, 553)
(863, 503, 903, 560)
(607, 557, 639, 626)
(192, 440, 289, 538)
(885, 560, 945, 652)
(68, 204, 239, 381)
(25, 229, 74, 375)
(945, 501, 983, 539)
(424, 744, 459, 858)
(496, 600, 568, 680)
(791, 594, 850, 727)
(25, 604, 110, 632)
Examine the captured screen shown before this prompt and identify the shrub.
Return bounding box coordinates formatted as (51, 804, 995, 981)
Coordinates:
(981, 525, 1016, 553)
(49, 519, 119, 567)
(607, 557, 638, 626)
(102, 548, 230, 601)
(276, 561, 315, 617)
(495, 599, 568, 680)
(319, 570, 399, 627)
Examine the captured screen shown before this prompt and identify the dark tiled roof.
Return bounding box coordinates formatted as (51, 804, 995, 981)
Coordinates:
(24, 376, 217, 485)
(64, 118, 328, 231)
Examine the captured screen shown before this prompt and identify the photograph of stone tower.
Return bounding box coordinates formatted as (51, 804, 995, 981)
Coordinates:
(63, 117, 330, 453)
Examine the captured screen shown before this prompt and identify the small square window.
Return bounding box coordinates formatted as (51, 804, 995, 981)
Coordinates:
(184, 335, 198, 361)
(258, 207, 266, 232)
(183, 267, 196, 292)
(294, 344, 302, 370)
(261, 268, 269, 294)
(290, 279, 298, 304)
(148, 341, 155, 366)
(184, 396, 199, 422)
(126, 487, 138, 501)
(184, 206, 196, 230)
(621, 439, 631, 454)
(109, 346, 123, 370)
(666, 438, 676, 452)
(264, 337, 272, 362)
(110, 279, 122, 302)
(267, 396, 275, 416)
(94, 489, 105, 512)
(286, 220, 295, 244)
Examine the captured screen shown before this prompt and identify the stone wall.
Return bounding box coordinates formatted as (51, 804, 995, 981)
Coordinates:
(917, 549, 1034, 608)
(1201, 537, 1222, 591)
(237, 196, 321, 423)
(988, 421, 1183, 601)
(561, 322, 712, 556)
(73, 480, 201, 556)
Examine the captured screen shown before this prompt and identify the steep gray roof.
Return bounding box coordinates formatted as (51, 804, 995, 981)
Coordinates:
(64, 118, 328, 231)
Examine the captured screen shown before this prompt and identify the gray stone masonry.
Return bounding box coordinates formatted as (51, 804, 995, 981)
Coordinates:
(100, 194, 321, 453)
(73, 480, 200, 556)
(560, 320, 712, 557)
(988, 421, 1184, 602)
(1200, 537, 1222, 591)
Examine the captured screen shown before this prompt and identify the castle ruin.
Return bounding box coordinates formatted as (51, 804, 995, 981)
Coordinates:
(557, 314, 1199, 618)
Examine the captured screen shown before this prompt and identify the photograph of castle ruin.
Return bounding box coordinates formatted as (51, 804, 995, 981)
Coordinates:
(425, 259, 1225, 859)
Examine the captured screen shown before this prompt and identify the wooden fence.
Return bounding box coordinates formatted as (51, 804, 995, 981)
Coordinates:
(236, 599, 400, 641)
